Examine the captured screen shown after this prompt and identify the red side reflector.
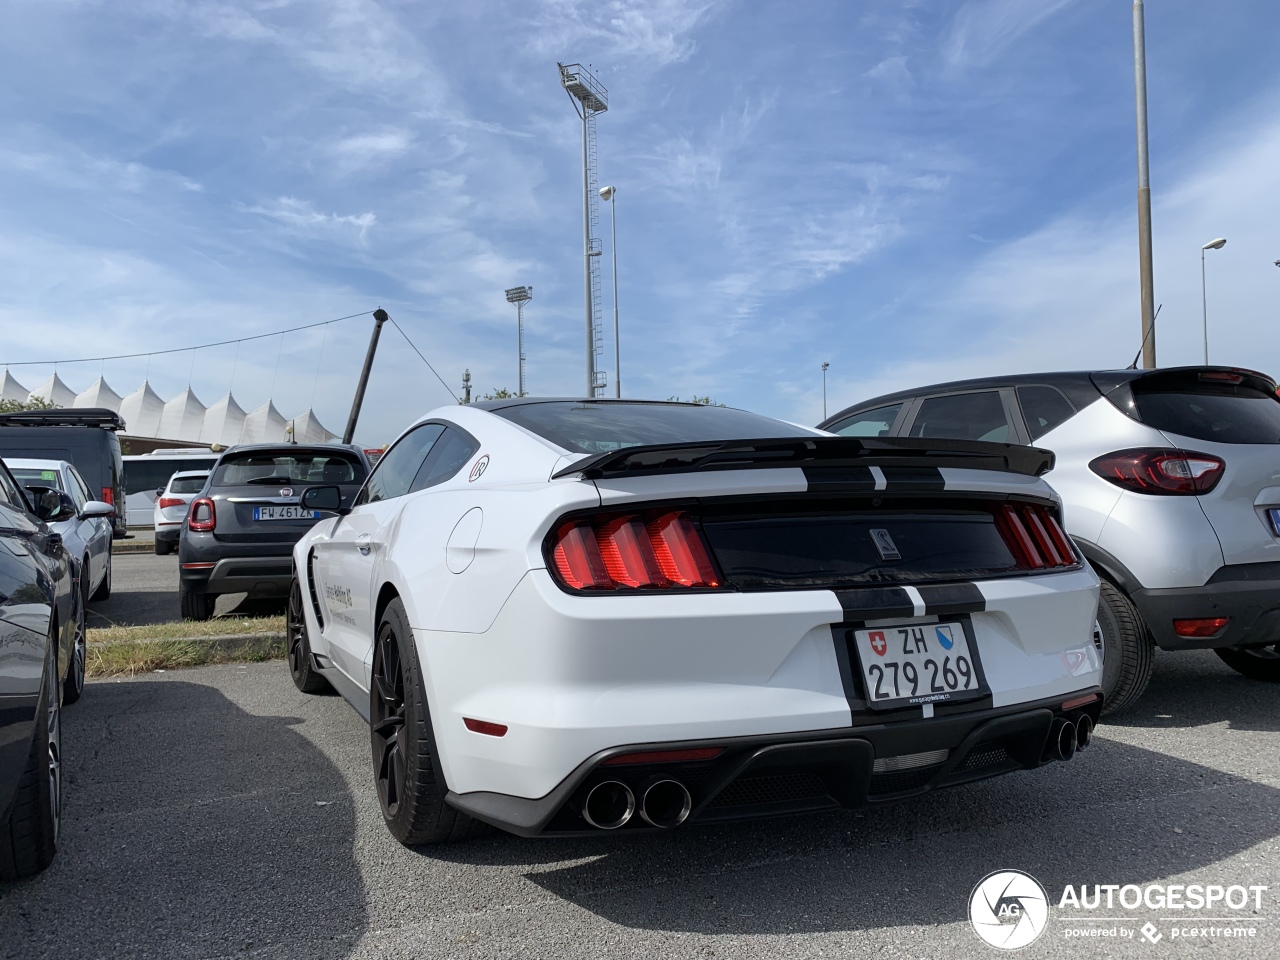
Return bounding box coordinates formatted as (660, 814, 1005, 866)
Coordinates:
(1061, 693, 1100, 711)
(1173, 617, 1230, 638)
(463, 718, 508, 737)
(180, 562, 216, 569)
(603, 747, 723, 765)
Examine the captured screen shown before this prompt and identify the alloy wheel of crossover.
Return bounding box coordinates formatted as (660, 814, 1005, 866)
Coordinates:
(0, 627, 61, 880)
(1215, 643, 1280, 682)
(287, 577, 331, 694)
(91, 551, 112, 600)
(63, 583, 88, 706)
(1097, 580, 1154, 716)
(369, 597, 488, 845)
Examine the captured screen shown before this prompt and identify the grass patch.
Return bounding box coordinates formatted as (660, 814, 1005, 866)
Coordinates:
(86, 616, 286, 678)
(89, 615, 284, 644)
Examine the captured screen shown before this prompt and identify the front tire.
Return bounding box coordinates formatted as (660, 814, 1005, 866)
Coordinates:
(180, 584, 216, 621)
(1097, 580, 1154, 716)
(0, 626, 62, 880)
(287, 578, 331, 694)
(63, 587, 87, 706)
(370, 597, 486, 845)
(1215, 644, 1280, 682)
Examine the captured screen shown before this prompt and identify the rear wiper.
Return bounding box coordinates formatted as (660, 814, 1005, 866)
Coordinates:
(243, 476, 297, 485)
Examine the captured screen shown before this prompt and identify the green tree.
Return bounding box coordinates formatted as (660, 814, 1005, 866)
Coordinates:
(667, 395, 724, 406)
(481, 388, 516, 400)
(0, 397, 57, 414)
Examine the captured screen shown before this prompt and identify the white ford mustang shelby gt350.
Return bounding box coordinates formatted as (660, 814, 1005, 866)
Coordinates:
(288, 398, 1103, 844)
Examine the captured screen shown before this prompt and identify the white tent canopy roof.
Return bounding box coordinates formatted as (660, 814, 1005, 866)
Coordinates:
(118, 381, 166, 438)
(200, 393, 247, 447)
(0, 370, 28, 402)
(290, 408, 338, 444)
(73, 377, 123, 411)
(158, 387, 207, 442)
(240, 400, 289, 446)
(29, 373, 77, 408)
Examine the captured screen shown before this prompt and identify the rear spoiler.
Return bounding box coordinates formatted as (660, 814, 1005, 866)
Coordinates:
(552, 436, 1055, 480)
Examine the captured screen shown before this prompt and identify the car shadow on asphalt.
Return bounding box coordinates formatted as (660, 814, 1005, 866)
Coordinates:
(1103, 649, 1280, 733)
(0, 679, 366, 960)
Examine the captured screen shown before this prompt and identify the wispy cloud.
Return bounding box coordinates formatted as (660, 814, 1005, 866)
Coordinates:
(942, 0, 1076, 71)
(243, 197, 377, 246)
(529, 0, 719, 66)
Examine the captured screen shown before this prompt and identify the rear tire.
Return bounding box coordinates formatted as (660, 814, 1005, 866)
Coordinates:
(287, 577, 331, 694)
(0, 627, 62, 880)
(154, 539, 170, 556)
(90, 551, 112, 600)
(180, 585, 216, 621)
(1215, 644, 1280, 682)
(370, 597, 488, 845)
(1097, 580, 1154, 716)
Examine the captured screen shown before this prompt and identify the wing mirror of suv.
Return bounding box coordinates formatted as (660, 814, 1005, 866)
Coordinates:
(81, 500, 116, 519)
(301, 485, 349, 515)
(25, 485, 77, 523)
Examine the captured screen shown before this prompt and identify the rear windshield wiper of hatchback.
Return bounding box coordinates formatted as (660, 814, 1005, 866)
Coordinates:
(242, 475, 299, 485)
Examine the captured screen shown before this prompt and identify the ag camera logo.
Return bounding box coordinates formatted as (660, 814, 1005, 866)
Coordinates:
(970, 870, 1049, 950)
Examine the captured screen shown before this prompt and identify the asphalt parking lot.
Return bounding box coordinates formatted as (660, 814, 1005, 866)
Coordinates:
(87, 551, 285, 628)
(1, 651, 1276, 959)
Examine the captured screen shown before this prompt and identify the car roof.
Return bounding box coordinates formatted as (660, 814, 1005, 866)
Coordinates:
(3, 457, 73, 471)
(470, 397, 713, 412)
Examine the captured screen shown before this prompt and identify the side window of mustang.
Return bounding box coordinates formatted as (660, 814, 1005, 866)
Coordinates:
(359, 424, 445, 505)
(409, 427, 480, 493)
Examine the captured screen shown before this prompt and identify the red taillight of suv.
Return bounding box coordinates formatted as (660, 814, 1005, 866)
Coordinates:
(994, 502, 1078, 570)
(187, 498, 216, 532)
(100, 487, 114, 506)
(1089, 448, 1225, 495)
(548, 510, 722, 592)
(157, 497, 185, 510)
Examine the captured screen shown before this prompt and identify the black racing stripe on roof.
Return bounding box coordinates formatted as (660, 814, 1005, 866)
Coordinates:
(916, 582, 986, 616)
(835, 586, 916, 621)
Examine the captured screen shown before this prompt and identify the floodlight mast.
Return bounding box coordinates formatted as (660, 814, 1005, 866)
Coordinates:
(505, 285, 533, 396)
(559, 62, 609, 397)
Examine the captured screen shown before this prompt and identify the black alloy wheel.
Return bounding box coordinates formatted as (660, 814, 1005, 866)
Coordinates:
(286, 577, 330, 694)
(368, 598, 487, 845)
(46, 644, 62, 849)
(1216, 644, 1280, 682)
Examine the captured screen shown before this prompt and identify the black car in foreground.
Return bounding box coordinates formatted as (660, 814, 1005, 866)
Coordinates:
(178, 444, 369, 620)
(0, 459, 78, 881)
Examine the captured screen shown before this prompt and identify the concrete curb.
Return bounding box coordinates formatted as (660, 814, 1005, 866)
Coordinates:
(113, 541, 160, 555)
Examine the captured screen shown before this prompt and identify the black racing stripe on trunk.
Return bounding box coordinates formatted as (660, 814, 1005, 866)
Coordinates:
(835, 586, 916, 621)
(879, 465, 945, 490)
(915, 582, 986, 616)
(802, 465, 877, 492)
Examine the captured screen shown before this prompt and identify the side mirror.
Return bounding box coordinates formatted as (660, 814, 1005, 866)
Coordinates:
(26, 485, 76, 523)
(301, 485, 348, 515)
(81, 500, 116, 519)
(155, 488, 165, 498)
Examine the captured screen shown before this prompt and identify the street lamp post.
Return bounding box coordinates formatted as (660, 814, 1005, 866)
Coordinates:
(821, 362, 829, 419)
(504, 286, 533, 396)
(599, 185, 620, 398)
(1200, 238, 1226, 365)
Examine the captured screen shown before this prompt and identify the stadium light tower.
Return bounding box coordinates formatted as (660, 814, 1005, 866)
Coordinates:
(505, 285, 533, 396)
(559, 62, 609, 397)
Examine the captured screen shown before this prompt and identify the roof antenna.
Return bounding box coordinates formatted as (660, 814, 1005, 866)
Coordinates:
(1127, 303, 1162, 369)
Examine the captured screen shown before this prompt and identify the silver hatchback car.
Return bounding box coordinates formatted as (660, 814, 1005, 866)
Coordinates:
(820, 366, 1280, 714)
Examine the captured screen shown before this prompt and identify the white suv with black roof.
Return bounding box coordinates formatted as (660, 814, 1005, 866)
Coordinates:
(820, 366, 1280, 714)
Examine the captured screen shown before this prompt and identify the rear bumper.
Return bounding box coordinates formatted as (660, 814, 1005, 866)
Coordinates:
(1134, 566, 1280, 650)
(179, 556, 292, 597)
(446, 691, 1103, 837)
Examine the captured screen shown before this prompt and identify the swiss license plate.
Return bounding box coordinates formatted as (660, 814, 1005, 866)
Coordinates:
(252, 505, 320, 521)
(853, 620, 986, 710)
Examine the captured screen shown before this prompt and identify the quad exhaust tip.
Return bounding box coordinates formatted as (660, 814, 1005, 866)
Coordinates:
(583, 781, 635, 830)
(639, 780, 692, 829)
(1075, 714, 1094, 751)
(1052, 718, 1078, 762)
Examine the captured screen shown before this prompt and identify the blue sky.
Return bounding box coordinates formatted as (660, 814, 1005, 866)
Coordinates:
(1, 0, 1279, 444)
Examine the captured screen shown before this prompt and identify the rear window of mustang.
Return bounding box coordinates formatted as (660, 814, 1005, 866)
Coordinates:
(492, 401, 819, 454)
(212, 451, 367, 486)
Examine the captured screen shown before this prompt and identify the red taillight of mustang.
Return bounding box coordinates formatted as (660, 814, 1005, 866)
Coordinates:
(549, 510, 722, 592)
(994, 502, 1078, 570)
